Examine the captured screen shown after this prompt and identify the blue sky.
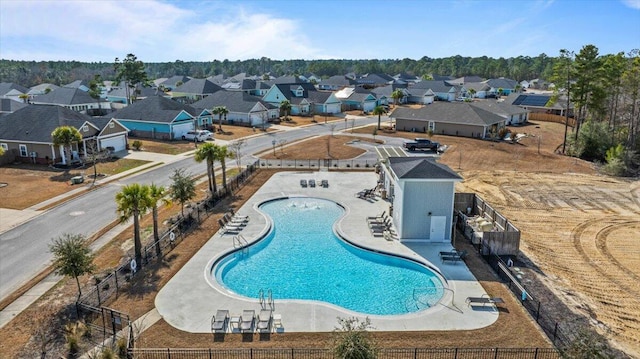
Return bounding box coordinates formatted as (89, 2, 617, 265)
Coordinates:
(1, 0, 639, 62)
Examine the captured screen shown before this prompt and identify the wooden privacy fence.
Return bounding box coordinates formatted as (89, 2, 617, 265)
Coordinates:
(528, 113, 575, 127)
(129, 347, 560, 359)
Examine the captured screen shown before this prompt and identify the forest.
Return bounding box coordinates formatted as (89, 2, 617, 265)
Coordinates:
(0, 54, 560, 87)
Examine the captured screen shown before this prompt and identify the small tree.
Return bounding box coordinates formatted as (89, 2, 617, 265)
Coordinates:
(391, 89, 404, 107)
(148, 183, 170, 257)
(372, 105, 386, 130)
(49, 233, 96, 297)
(115, 183, 151, 269)
(194, 142, 218, 194)
(215, 145, 234, 191)
(229, 139, 246, 169)
(372, 127, 378, 141)
(332, 317, 377, 359)
(169, 168, 196, 217)
(280, 100, 292, 121)
(51, 126, 82, 165)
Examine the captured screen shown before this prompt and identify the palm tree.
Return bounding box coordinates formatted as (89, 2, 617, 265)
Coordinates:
(280, 100, 292, 121)
(215, 145, 234, 191)
(194, 142, 218, 194)
(51, 126, 82, 165)
(115, 183, 151, 269)
(216, 106, 228, 132)
(148, 183, 170, 257)
(372, 105, 386, 130)
(468, 88, 476, 98)
(391, 89, 404, 107)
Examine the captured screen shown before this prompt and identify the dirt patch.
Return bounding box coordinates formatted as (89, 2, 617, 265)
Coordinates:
(0, 159, 150, 210)
(214, 125, 275, 141)
(262, 135, 379, 160)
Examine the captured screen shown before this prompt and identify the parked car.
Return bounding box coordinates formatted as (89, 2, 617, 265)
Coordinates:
(182, 130, 212, 142)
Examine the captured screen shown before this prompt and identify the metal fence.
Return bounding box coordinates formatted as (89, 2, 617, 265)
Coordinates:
(75, 161, 260, 348)
(258, 158, 379, 170)
(483, 251, 572, 348)
(129, 347, 560, 359)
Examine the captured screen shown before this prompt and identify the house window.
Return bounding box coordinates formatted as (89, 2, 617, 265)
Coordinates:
(109, 122, 115, 128)
(82, 125, 89, 132)
(0, 143, 7, 152)
(428, 121, 435, 132)
(19, 144, 27, 157)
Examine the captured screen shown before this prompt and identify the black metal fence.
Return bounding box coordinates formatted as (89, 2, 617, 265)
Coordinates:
(129, 347, 560, 359)
(74, 161, 260, 347)
(482, 249, 572, 348)
(258, 158, 378, 170)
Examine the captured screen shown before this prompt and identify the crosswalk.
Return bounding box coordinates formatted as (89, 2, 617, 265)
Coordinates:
(375, 146, 408, 160)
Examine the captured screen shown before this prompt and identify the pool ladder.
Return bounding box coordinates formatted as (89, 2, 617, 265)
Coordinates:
(259, 288, 274, 310)
(233, 234, 249, 249)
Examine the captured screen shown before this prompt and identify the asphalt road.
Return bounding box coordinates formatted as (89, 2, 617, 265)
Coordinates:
(0, 116, 382, 302)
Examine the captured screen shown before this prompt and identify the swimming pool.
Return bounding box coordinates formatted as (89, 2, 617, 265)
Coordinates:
(213, 197, 444, 315)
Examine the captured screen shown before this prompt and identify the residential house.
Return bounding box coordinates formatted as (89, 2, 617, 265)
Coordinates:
(483, 77, 518, 95)
(192, 90, 278, 128)
(0, 104, 128, 164)
(356, 73, 394, 88)
(0, 98, 28, 115)
(446, 76, 483, 85)
(520, 80, 530, 89)
(393, 73, 420, 84)
(463, 82, 492, 99)
(110, 95, 198, 140)
(300, 73, 321, 83)
(63, 80, 90, 92)
(262, 83, 319, 115)
(390, 102, 506, 138)
(28, 83, 60, 96)
(161, 75, 191, 91)
(372, 85, 409, 106)
(380, 157, 462, 241)
(106, 85, 165, 105)
(317, 75, 355, 91)
(306, 90, 342, 114)
(0, 82, 29, 103)
(405, 87, 435, 105)
(240, 79, 272, 96)
(171, 79, 222, 103)
(471, 99, 530, 125)
(30, 87, 110, 115)
(334, 87, 378, 112)
(407, 80, 461, 102)
(508, 93, 572, 116)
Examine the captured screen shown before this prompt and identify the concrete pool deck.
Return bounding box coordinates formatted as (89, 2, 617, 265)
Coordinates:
(155, 171, 499, 333)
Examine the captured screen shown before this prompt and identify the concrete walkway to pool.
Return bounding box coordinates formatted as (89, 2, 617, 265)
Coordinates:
(155, 171, 499, 333)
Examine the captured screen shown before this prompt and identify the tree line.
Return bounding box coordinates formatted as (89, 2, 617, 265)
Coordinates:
(0, 53, 566, 87)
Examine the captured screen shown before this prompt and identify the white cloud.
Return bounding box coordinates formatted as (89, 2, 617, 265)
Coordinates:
(622, 0, 640, 9)
(0, 0, 323, 61)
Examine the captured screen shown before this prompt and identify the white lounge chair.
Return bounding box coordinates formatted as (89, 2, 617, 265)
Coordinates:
(240, 310, 255, 332)
(257, 309, 272, 331)
(211, 310, 229, 332)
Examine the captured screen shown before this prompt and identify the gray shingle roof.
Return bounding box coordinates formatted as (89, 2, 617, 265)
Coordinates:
(162, 76, 191, 87)
(28, 83, 60, 95)
(111, 95, 198, 122)
(470, 99, 528, 117)
(409, 80, 455, 93)
(191, 90, 275, 112)
(0, 98, 28, 113)
(172, 78, 222, 95)
(483, 78, 518, 89)
(63, 80, 90, 89)
(0, 82, 29, 96)
(32, 87, 101, 105)
(388, 157, 462, 180)
(318, 75, 355, 87)
(107, 85, 163, 99)
(0, 104, 93, 142)
(390, 102, 506, 126)
(447, 76, 483, 85)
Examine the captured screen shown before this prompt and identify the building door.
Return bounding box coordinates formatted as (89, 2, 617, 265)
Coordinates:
(430, 216, 446, 241)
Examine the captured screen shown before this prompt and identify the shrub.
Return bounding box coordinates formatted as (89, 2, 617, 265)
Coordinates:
(333, 317, 377, 359)
(498, 127, 510, 139)
(131, 140, 143, 151)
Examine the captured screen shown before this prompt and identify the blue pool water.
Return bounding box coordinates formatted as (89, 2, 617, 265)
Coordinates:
(213, 198, 444, 315)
